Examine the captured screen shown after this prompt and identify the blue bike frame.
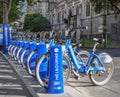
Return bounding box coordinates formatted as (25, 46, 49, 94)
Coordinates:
(66, 37, 106, 74)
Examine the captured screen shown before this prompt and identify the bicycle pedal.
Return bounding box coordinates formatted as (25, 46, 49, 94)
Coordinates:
(91, 63, 95, 67)
(74, 74, 82, 80)
(44, 79, 48, 83)
(77, 76, 81, 80)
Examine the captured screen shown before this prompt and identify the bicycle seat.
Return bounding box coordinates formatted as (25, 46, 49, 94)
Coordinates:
(93, 38, 104, 44)
(72, 43, 81, 48)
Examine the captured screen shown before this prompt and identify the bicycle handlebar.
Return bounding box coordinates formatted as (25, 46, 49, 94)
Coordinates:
(93, 38, 104, 44)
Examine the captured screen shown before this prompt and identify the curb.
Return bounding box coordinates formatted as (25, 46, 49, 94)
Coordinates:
(0, 51, 39, 97)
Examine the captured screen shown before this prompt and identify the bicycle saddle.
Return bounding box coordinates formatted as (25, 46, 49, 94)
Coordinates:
(93, 38, 104, 44)
(72, 43, 81, 48)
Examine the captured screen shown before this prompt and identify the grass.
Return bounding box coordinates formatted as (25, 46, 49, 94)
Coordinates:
(80, 38, 120, 48)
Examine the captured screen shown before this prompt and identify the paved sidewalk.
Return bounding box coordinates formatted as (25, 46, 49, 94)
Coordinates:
(1, 48, 119, 97)
(1, 52, 87, 97)
(0, 52, 32, 97)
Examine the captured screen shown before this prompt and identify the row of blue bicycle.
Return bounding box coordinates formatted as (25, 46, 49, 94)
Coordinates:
(8, 29, 114, 89)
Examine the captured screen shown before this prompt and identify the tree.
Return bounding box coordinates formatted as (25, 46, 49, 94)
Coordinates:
(3, 0, 8, 23)
(90, 0, 120, 16)
(23, 13, 50, 32)
(1, 0, 23, 24)
(8, 0, 23, 23)
(0, 3, 3, 23)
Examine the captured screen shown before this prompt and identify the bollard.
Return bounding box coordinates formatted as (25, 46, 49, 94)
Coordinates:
(47, 45, 64, 94)
(3, 24, 9, 54)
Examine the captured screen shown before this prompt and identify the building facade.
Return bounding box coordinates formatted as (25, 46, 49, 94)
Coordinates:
(48, 0, 120, 42)
(27, 0, 56, 19)
(18, 0, 120, 43)
(27, 0, 49, 18)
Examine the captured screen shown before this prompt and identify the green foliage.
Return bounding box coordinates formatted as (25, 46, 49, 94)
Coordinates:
(8, 0, 23, 23)
(0, 0, 23, 23)
(23, 13, 50, 32)
(90, 0, 120, 14)
(80, 36, 120, 48)
(27, 0, 34, 6)
(0, 3, 2, 23)
(27, 0, 43, 6)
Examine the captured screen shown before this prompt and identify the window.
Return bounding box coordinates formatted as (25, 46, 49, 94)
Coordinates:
(52, 14, 54, 24)
(57, 13, 60, 23)
(62, 12, 64, 22)
(86, 2, 90, 16)
(69, 15, 77, 29)
(76, 5, 80, 15)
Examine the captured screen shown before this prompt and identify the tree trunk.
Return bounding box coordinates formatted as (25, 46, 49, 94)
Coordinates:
(3, 0, 8, 23)
(8, 0, 13, 16)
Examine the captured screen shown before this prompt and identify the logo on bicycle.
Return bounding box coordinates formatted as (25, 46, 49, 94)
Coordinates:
(54, 48, 59, 81)
(54, 48, 59, 53)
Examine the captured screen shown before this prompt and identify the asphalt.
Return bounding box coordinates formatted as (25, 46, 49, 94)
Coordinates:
(80, 48, 120, 57)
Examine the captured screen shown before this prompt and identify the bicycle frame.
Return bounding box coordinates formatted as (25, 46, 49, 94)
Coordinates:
(85, 51, 106, 74)
(65, 37, 106, 74)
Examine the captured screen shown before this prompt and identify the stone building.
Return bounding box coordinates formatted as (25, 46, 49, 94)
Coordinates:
(48, 0, 120, 43)
(27, 0, 56, 19)
(27, 0, 49, 18)
(23, 0, 120, 43)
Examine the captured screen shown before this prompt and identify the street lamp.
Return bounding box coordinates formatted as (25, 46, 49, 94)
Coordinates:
(90, 3, 93, 38)
(103, 0, 108, 48)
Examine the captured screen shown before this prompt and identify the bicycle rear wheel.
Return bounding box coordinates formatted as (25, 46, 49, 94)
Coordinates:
(26, 51, 37, 76)
(89, 54, 114, 85)
(35, 52, 71, 87)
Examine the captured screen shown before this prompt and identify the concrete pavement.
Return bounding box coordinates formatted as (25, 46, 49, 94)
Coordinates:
(0, 48, 120, 97)
(1, 51, 87, 97)
(0, 52, 32, 97)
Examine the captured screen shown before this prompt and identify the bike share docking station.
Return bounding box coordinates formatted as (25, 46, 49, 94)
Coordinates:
(3, 24, 12, 54)
(48, 45, 64, 94)
(4, 24, 64, 94)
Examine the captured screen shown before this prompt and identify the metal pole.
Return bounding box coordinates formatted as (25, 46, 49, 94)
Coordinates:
(90, 3, 93, 38)
(103, 0, 107, 48)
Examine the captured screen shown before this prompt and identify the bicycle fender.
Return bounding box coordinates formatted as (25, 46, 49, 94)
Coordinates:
(98, 52, 112, 63)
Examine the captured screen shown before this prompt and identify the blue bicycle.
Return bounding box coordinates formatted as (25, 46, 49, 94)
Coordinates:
(35, 30, 90, 87)
(66, 37, 114, 85)
(35, 36, 114, 87)
(26, 31, 55, 76)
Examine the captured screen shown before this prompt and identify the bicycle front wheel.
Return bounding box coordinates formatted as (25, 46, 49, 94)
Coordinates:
(89, 54, 114, 85)
(35, 52, 71, 87)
